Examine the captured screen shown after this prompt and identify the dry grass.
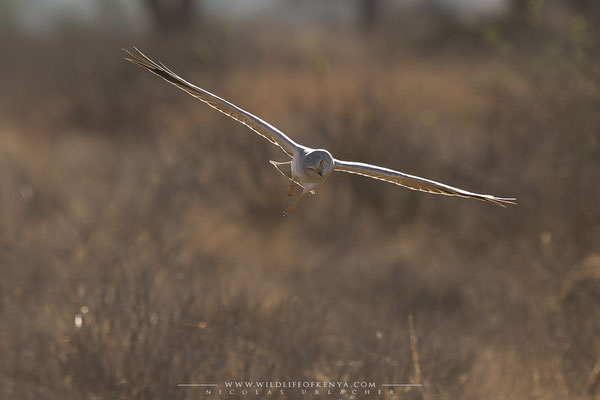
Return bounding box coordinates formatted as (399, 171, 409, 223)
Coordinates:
(0, 15, 598, 399)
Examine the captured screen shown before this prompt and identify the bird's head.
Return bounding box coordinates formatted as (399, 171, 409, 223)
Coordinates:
(304, 149, 334, 178)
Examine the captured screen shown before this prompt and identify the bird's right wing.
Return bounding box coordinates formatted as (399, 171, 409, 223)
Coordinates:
(124, 47, 302, 158)
(334, 159, 516, 207)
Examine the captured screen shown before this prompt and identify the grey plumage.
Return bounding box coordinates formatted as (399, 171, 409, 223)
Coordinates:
(124, 47, 516, 213)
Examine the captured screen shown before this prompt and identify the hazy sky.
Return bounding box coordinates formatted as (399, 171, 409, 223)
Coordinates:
(6, 0, 509, 33)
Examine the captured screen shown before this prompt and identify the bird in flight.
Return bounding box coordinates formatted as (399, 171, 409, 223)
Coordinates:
(124, 48, 515, 215)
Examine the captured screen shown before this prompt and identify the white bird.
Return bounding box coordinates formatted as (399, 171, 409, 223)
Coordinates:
(124, 48, 516, 215)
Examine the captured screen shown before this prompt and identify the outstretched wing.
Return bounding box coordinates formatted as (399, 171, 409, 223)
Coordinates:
(124, 47, 302, 158)
(334, 159, 516, 207)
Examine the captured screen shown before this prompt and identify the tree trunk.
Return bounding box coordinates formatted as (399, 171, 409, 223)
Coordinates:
(359, 0, 381, 31)
(144, 0, 195, 31)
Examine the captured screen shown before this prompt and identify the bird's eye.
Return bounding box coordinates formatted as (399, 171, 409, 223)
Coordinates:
(309, 167, 314, 171)
(320, 160, 324, 166)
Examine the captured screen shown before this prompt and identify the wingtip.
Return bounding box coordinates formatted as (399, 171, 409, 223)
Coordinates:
(123, 47, 143, 65)
(124, 57, 145, 68)
(486, 197, 517, 207)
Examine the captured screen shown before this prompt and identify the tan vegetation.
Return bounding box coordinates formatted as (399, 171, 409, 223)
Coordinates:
(0, 7, 598, 399)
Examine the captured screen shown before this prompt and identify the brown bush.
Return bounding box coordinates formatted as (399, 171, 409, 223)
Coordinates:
(0, 11, 598, 399)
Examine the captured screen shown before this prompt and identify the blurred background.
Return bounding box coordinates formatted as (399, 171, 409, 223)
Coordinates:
(0, 0, 599, 399)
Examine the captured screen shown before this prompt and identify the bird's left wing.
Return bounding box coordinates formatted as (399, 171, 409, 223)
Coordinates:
(124, 47, 301, 158)
(334, 159, 516, 207)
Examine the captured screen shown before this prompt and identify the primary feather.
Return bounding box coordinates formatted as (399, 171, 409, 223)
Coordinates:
(334, 160, 516, 207)
(124, 47, 301, 158)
